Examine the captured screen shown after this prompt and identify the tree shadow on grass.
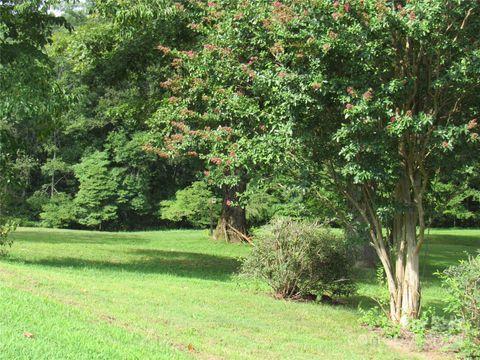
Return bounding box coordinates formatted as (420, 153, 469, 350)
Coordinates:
(5, 248, 241, 282)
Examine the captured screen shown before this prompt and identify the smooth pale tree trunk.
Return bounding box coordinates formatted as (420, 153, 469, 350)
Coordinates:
(375, 175, 422, 326)
(346, 171, 424, 326)
(213, 182, 248, 243)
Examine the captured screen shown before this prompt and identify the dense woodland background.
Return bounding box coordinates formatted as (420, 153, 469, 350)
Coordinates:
(1, 1, 478, 233)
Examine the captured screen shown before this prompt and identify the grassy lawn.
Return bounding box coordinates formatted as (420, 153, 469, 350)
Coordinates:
(0, 228, 478, 359)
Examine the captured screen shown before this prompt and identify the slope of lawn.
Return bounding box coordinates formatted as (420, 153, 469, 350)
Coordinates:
(0, 227, 478, 359)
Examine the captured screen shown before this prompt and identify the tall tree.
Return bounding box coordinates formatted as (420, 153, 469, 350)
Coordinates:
(0, 0, 69, 246)
(145, 0, 480, 323)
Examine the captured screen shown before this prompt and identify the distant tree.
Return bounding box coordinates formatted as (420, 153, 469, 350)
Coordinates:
(160, 182, 220, 228)
(73, 151, 118, 229)
(0, 0, 69, 247)
(40, 193, 76, 228)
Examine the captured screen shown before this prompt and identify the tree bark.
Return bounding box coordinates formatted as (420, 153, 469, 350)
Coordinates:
(343, 173, 422, 326)
(213, 182, 247, 243)
(382, 176, 421, 325)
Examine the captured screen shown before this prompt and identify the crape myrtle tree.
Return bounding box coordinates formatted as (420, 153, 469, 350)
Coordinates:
(146, 0, 311, 242)
(313, 0, 480, 325)
(147, 0, 479, 323)
(255, 0, 480, 324)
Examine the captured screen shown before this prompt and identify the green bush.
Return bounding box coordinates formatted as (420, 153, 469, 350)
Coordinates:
(241, 218, 354, 299)
(438, 252, 480, 358)
(40, 193, 77, 228)
(0, 219, 17, 256)
(160, 182, 220, 228)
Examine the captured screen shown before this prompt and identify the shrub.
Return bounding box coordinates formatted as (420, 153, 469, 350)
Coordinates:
(0, 219, 17, 256)
(40, 193, 77, 228)
(438, 252, 480, 358)
(241, 218, 354, 299)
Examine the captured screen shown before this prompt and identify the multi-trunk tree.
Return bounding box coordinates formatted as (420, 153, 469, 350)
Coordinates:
(147, 0, 480, 324)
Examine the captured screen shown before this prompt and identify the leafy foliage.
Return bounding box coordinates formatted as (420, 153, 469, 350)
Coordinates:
(438, 252, 480, 357)
(73, 152, 118, 229)
(0, 220, 17, 256)
(241, 218, 354, 299)
(160, 181, 220, 228)
(40, 193, 76, 228)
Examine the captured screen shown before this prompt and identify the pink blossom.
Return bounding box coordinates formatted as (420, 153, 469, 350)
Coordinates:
(467, 118, 478, 130)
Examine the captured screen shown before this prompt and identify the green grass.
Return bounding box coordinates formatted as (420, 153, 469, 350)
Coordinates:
(1, 227, 479, 359)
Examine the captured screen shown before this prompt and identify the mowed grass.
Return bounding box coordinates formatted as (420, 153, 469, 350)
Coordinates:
(0, 228, 478, 359)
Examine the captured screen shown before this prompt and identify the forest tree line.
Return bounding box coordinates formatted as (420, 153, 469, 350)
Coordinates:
(1, 0, 479, 236)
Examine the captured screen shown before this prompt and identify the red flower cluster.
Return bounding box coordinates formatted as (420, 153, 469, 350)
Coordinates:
(271, 1, 297, 24)
(181, 50, 197, 58)
(363, 89, 373, 100)
(180, 109, 195, 117)
(172, 58, 183, 68)
(187, 151, 198, 157)
(346, 86, 355, 96)
(345, 103, 353, 110)
(270, 43, 284, 56)
(204, 44, 217, 51)
(467, 118, 478, 130)
(160, 79, 173, 89)
(171, 121, 187, 131)
(442, 141, 449, 149)
(332, 12, 341, 20)
(210, 157, 223, 165)
(143, 144, 170, 159)
(277, 72, 288, 78)
(343, 3, 351, 13)
(218, 125, 233, 133)
(171, 133, 184, 142)
(328, 31, 338, 39)
(248, 56, 258, 65)
(157, 45, 171, 54)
